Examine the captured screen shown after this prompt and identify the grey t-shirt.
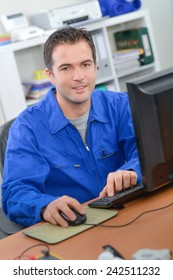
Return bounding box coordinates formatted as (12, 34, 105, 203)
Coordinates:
(68, 110, 89, 143)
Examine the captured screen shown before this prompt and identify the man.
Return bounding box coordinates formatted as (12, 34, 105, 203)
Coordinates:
(1, 27, 141, 227)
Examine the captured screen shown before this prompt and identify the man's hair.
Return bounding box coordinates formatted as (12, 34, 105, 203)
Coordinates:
(43, 26, 96, 70)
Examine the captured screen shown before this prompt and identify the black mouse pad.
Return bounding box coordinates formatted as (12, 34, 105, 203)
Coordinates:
(23, 206, 118, 244)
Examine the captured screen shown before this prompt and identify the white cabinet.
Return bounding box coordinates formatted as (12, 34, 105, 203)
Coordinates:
(0, 9, 160, 123)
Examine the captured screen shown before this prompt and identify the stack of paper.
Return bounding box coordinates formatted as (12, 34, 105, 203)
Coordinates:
(113, 48, 143, 75)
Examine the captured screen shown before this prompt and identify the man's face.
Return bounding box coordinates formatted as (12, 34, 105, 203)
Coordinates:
(45, 40, 97, 112)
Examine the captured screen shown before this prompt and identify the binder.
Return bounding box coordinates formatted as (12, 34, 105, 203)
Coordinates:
(114, 27, 154, 65)
(93, 31, 112, 79)
(92, 33, 103, 83)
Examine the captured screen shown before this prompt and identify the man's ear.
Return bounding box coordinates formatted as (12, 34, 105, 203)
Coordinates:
(45, 68, 54, 84)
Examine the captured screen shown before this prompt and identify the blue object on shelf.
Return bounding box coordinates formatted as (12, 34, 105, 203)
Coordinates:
(98, 0, 141, 17)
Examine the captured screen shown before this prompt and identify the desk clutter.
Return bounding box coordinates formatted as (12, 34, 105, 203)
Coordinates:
(98, 245, 172, 260)
(14, 242, 172, 260)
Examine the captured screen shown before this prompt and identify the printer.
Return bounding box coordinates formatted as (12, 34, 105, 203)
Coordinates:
(0, 11, 44, 41)
(31, 0, 102, 30)
(11, 26, 44, 41)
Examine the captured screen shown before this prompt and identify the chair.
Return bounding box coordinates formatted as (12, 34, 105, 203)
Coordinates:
(0, 119, 25, 239)
(0, 119, 15, 174)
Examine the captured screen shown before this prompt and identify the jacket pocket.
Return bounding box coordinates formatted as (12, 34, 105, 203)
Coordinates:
(96, 149, 124, 178)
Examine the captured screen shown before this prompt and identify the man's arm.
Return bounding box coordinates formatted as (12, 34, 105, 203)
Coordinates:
(1, 119, 57, 226)
(99, 93, 141, 197)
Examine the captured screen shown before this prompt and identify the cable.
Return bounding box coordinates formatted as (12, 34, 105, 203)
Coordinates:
(14, 243, 50, 260)
(84, 201, 173, 228)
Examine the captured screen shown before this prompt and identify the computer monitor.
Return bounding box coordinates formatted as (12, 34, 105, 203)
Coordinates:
(127, 68, 173, 192)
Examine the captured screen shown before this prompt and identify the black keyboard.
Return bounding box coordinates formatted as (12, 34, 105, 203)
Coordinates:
(88, 183, 145, 209)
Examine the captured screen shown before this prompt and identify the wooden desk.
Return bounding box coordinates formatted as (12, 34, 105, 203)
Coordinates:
(0, 186, 173, 260)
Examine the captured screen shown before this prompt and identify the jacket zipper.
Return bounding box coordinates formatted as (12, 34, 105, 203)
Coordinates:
(85, 143, 90, 151)
(84, 119, 94, 151)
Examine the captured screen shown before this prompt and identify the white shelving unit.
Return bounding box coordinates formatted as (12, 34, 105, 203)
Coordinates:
(0, 9, 160, 123)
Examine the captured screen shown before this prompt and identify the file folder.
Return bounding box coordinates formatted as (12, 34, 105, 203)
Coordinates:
(95, 31, 112, 78)
(92, 33, 103, 83)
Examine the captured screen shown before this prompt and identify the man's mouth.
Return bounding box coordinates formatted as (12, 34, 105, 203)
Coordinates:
(72, 85, 86, 92)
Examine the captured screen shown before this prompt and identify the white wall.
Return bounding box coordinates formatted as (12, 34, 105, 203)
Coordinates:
(142, 0, 173, 70)
(0, 0, 84, 16)
(0, 0, 173, 70)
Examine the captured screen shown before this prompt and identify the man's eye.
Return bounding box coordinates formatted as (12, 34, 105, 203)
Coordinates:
(84, 63, 91, 67)
(60, 67, 69, 71)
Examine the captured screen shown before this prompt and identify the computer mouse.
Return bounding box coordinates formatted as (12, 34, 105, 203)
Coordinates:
(59, 207, 87, 226)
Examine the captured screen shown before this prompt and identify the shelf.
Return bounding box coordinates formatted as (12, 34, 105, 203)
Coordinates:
(26, 98, 42, 107)
(104, 9, 149, 28)
(116, 63, 155, 78)
(0, 31, 53, 53)
(96, 76, 115, 85)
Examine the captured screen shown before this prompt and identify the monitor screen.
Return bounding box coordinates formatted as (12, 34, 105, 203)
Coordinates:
(127, 68, 173, 192)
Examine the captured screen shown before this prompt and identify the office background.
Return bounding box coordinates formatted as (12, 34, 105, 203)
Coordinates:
(0, 0, 173, 70)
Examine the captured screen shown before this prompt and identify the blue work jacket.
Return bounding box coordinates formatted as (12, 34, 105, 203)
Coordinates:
(2, 88, 141, 226)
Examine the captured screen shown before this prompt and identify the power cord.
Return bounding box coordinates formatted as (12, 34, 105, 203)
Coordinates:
(14, 243, 61, 260)
(84, 201, 173, 228)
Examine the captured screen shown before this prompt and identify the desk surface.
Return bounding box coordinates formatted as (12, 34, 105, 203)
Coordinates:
(0, 186, 173, 260)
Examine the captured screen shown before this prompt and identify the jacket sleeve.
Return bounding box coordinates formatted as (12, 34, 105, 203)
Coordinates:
(117, 93, 142, 183)
(1, 119, 57, 226)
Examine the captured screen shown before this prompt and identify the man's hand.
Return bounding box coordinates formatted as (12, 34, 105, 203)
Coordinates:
(99, 170, 138, 197)
(42, 196, 85, 227)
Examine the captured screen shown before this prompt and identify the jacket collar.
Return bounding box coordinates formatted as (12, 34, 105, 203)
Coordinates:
(44, 88, 109, 134)
(89, 90, 109, 123)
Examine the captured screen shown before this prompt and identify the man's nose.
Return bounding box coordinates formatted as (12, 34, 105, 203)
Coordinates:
(72, 68, 85, 81)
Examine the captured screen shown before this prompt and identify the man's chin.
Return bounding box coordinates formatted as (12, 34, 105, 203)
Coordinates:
(71, 98, 90, 105)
